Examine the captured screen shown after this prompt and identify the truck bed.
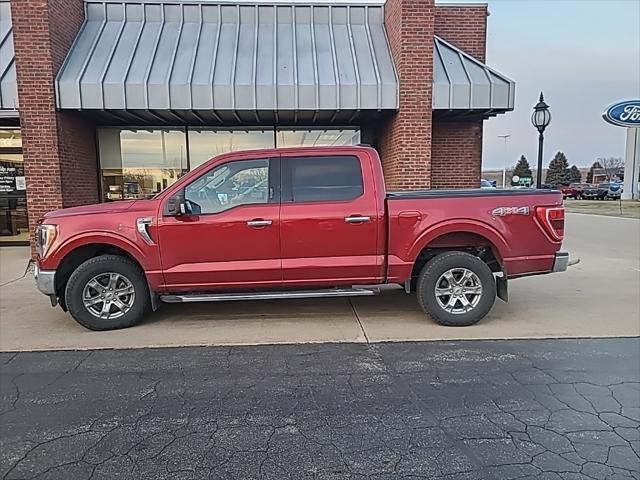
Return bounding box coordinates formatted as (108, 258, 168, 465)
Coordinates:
(384, 188, 564, 280)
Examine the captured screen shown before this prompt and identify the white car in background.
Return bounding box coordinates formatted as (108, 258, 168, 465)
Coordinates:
(481, 179, 497, 189)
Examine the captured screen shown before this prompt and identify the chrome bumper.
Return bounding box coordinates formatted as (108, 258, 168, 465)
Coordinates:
(34, 264, 56, 296)
(552, 252, 570, 273)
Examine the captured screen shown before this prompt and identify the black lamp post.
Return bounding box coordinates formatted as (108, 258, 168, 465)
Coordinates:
(531, 92, 551, 188)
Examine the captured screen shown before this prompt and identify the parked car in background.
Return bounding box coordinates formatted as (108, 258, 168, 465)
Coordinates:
(480, 179, 496, 189)
(34, 146, 570, 331)
(597, 182, 622, 200)
(561, 184, 579, 199)
(578, 184, 600, 200)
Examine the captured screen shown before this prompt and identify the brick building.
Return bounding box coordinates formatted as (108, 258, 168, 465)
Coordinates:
(0, 0, 514, 246)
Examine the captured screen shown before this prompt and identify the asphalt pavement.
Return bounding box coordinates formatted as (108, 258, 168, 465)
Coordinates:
(1, 338, 639, 479)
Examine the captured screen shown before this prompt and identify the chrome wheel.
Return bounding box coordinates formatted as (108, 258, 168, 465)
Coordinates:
(82, 273, 135, 320)
(434, 268, 483, 315)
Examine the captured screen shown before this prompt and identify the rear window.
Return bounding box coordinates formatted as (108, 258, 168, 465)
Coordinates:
(285, 156, 364, 202)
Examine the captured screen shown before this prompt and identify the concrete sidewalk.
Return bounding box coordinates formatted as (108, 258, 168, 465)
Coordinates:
(1, 213, 638, 351)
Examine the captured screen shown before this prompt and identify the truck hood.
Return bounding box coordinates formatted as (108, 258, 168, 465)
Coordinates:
(43, 200, 138, 219)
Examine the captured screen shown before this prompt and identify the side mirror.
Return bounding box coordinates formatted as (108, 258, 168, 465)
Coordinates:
(165, 192, 186, 216)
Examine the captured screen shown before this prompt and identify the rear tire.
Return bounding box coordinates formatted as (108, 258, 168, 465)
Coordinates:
(416, 251, 496, 326)
(65, 255, 150, 331)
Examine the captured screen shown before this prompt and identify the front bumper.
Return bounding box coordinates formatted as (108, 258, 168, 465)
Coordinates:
(34, 264, 56, 297)
(552, 252, 570, 272)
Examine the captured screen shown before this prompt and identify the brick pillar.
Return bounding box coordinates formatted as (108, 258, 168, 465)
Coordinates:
(10, 0, 98, 250)
(431, 4, 488, 188)
(378, 0, 435, 190)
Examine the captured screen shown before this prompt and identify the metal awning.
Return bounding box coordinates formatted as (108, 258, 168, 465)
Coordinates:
(0, 0, 18, 117)
(433, 36, 515, 116)
(56, 1, 398, 123)
(55, 1, 515, 123)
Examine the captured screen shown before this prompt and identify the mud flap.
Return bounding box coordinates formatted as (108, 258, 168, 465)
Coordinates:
(149, 289, 160, 311)
(496, 274, 508, 302)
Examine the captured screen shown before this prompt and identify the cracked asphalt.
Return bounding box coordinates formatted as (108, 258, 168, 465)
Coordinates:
(1, 338, 639, 479)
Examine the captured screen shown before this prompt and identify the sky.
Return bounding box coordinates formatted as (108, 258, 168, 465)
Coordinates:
(444, 0, 640, 170)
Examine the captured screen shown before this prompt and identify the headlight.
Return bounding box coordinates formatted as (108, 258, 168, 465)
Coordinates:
(35, 224, 58, 258)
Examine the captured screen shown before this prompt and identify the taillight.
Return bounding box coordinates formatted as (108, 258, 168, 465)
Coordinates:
(536, 206, 565, 241)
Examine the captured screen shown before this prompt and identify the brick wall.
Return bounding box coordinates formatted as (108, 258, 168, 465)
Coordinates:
(11, 0, 98, 250)
(378, 0, 435, 190)
(431, 4, 488, 188)
(434, 4, 488, 62)
(431, 121, 483, 189)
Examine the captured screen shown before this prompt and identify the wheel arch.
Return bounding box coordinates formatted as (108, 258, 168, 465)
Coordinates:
(409, 221, 508, 284)
(54, 241, 146, 311)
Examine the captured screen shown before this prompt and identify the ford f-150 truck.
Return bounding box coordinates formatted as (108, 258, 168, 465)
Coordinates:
(34, 146, 570, 331)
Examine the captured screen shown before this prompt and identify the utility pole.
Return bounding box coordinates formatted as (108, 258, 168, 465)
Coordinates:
(498, 134, 511, 188)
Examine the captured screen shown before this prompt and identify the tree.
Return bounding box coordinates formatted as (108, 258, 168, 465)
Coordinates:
(512, 155, 533, 179)
(598, 157, 624, 181)
(568, 165, 582, 183)
(586, 161, 602, 183)
(545, 151, 570, 186)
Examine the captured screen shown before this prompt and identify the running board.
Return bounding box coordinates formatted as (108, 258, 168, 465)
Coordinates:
(160, 287, 380, 303)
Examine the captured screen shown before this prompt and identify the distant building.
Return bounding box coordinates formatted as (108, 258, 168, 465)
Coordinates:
(592, 167, 624, 184)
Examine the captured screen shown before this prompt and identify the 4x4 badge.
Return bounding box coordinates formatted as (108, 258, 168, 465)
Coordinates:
(492, 206, 530, 216)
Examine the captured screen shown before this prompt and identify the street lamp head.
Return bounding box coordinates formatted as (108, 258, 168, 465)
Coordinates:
(531, 92, 551, 133)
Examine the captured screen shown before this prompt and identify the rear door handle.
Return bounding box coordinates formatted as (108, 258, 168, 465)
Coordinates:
(247, 219, 273, 227)
(345, 216, 371, 224)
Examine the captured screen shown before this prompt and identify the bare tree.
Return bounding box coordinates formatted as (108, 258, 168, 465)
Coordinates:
(597, 157, 624, 181)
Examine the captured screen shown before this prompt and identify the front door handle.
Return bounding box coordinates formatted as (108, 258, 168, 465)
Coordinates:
(247, 219, 273, 227)
(345, 216, 371, 224)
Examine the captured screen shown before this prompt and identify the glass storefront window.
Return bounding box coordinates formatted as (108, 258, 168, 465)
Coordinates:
(97, 127, 360, 201)
(188, 129, 273, 169)
(98, 128, 188, 202)
(276, 129, 360, 148)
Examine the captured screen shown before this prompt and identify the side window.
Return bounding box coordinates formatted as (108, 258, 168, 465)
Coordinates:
(285, 156, 363, 202)
(184, 159, 270, 214)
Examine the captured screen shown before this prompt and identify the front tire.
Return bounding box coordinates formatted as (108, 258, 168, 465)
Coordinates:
(65, 255, 150, 331)
(416, 251, 496, 326)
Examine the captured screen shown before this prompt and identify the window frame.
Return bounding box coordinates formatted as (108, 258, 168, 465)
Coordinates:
(164, 157, 280, 217)
(281, 154, 365, 204)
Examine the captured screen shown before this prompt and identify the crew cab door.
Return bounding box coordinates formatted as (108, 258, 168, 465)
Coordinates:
(157, 157, 281, 291)
(280, 152, 383, 286)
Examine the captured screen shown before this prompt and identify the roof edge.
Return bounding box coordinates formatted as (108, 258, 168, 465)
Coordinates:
(435, 2, 488, 6)
(434, 35, 515, 86)
(87, 0, 386, 5)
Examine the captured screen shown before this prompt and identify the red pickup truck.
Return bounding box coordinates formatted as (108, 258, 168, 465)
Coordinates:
(34, 146, 569, 331)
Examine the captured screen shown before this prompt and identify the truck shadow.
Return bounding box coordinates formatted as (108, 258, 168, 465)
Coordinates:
(144, 288, 440, 327)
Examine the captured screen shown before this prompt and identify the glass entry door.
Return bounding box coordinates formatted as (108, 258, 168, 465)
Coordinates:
(0, 129, 28, 244)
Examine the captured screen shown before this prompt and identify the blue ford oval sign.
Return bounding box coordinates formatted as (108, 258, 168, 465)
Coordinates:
(603, 100, 640, 127)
